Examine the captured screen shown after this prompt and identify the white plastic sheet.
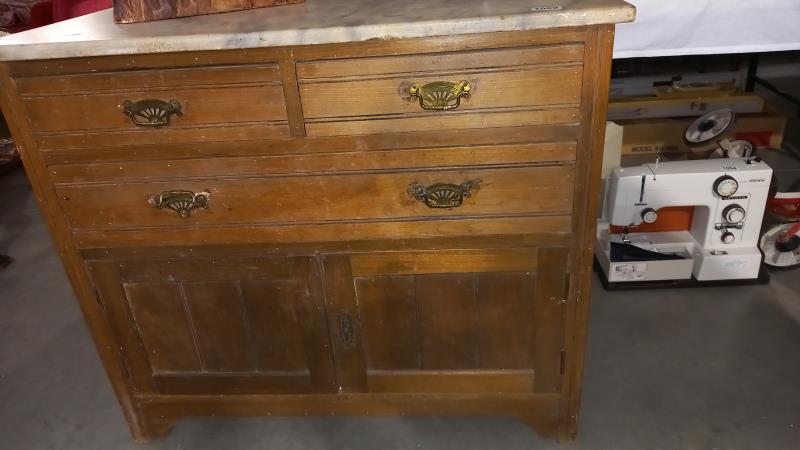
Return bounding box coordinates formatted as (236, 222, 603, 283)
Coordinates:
(613, 0, 800, 58)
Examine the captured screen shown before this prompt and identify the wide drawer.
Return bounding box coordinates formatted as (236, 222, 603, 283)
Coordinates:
(56, 165, 574, 231)
(16, 64, 290, 149)
(297, 45, 584, 136)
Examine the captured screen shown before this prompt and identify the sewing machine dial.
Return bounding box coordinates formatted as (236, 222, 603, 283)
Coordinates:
(713, 175, 738, 198)
(723, 204, 746, 224)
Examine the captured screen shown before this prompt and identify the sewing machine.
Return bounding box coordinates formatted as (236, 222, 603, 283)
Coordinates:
(596, 157, 772, 285)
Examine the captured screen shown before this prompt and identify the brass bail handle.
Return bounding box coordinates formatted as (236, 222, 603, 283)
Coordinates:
(146, 190, 210, 218)
(122, 99, 182, 127)
(408, 80, 472, 111)
(408, 180, 481, 209)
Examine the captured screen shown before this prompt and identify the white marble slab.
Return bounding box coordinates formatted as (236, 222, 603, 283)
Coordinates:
(0, 0, 634, 61)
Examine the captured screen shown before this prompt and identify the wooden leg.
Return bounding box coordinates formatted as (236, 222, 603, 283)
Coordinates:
(131, 413, 177, 443)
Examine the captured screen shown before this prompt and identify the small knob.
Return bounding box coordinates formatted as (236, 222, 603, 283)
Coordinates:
(723, 204, 746, 224)
(721, 231, 736, 244)
(641, 208, 658, 224)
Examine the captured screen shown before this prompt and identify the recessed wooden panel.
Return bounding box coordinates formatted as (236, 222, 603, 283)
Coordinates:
(182, 282, 252, 372)
(297, 45, 584, 79)
(239, 280, 309, 372)
(415, 274, 477, 370)
(124, 283, 202, 373)
(354, 276, 418, 370)
(475, 273, 536, 369)
(57, 165, 574, 231)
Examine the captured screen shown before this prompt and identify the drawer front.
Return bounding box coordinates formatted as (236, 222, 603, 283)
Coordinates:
(57, 165, 574, 231)
(17, 64, 290, 148)
(297, 45, 584, 136)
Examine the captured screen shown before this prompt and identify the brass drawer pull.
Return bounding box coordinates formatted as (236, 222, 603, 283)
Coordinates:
(409, 80, 471, 111)
(408, 180, 480, 209)
(122, 99, 182, 127)
(146, 190, 210, 218)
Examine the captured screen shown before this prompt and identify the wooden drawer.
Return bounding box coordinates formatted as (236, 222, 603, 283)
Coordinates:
(56, 165, 574, 232)
(297, 45, 584, 136)
(16, 64, 291, 149)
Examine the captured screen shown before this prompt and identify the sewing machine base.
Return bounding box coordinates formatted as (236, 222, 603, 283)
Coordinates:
(595, 262, 770, 290)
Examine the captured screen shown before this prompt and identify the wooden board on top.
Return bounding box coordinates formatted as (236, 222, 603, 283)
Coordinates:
(112, 0, 305, 24)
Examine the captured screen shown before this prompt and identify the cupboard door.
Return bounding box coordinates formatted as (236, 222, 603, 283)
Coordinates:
(87, 256, 337, 395)
(321, 247, 569, 394)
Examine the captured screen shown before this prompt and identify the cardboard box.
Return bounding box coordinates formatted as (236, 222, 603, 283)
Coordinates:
(608, 93, 764, 121)
(616, 112, 786, 156)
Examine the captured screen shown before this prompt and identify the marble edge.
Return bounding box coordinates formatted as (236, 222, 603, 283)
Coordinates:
(0, 4, 635, 62)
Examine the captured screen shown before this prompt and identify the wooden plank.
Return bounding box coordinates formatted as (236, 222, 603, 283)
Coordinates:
(289, 258, 338, 391)
(48, 142, 577, 184)
(182, 282, 252, 372)
(278, 52, 307, 137)
(15, 64, 281, 95)
(24, 85, 287, 133)
(73, 215, 573, 249)
(137, 392, 562, 439)
(239, 280, 309, 372)
(351, 249, 539, 276)
(42, 124, 579, 165)
(86, 261, 155, 392)
(113, 0, 305, 24)
(297, 45, 584, 79)
(563, 25, 617, 440)
(305, 107, 579, 136)
(124, 283, 203, 373)
(320, 255, 368, 392)
(152, 373, 312, 395)
(415, 274, 477, 370)
(366, 370, 535, 394)
(353, 276, 418, 370)
(475, 272, 536, 370)
(300, 66, 582, 119)
(37, 123, 291, 150)
(80, 233, 572, 260)
(57, 165, 575, 231)
(117, 257, 296, 283)
(533, 247, 569, 393)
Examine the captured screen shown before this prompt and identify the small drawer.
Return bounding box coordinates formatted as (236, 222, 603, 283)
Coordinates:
(297, 45, 584, 136)
(17, 64, 290, 149)
(56, 165, 574, 232)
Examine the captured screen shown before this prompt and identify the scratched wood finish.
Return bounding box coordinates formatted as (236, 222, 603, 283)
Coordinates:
(112, 0, 305, 24)
(0, 24, 618, 443)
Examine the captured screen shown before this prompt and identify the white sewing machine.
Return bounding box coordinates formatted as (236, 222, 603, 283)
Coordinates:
(596, 157, 772, 284)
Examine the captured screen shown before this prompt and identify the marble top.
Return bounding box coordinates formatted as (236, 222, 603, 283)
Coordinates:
(0, 0, 635, 61)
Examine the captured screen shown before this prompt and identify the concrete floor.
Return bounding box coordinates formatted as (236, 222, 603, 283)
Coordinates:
(1, 167, 799, 450)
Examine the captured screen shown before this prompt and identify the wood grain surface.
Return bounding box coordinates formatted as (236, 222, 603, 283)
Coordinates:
(113, 0, 305, 24)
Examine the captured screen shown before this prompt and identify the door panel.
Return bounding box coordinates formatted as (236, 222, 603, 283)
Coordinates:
(88, 255, 337, 394)
(324, 247, 569, 394)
